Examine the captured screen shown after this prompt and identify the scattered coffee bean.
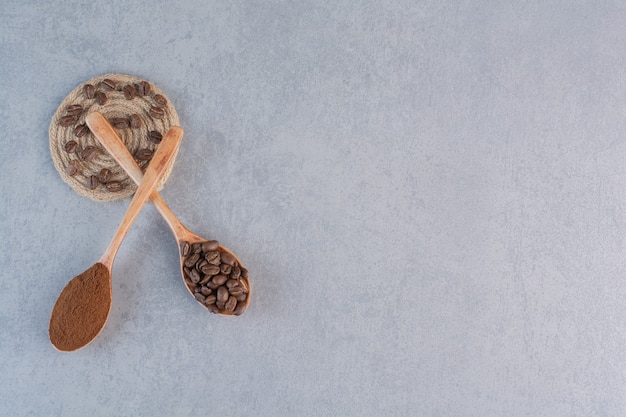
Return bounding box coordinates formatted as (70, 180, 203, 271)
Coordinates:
(65, 104, 83, 116)
(130, 114, 141, 128)
(81, 145, 98, 161)
(153, 94, 167, 106)
(181, 240, 249, 315)
(74, 123, 89, 138)
(66, 160, 80, 176)
(86, 175, 99, 190)
(123, 84, 136, 100)
(64, 140, 78, 153)
(147, 130, 162, 144)
(101, 79, 116, 91)
(95, 91, 107, 105)
(149, 106, 165, 119)
(59, 115, 77, 127)
(83, 84, 95, 99)
(138, 81, 151, 96)
(135, 148, 153, 161)
(98, 168, 111, 183)
(111, 117, 130, 129)
(105, 181, 122, 192)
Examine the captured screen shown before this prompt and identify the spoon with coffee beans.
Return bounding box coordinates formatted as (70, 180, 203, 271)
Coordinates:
(49, 125, 184, 351)
(86, 112, 250, 316)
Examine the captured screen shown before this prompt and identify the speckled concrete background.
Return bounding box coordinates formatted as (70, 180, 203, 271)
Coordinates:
(2, 1, 626, 416)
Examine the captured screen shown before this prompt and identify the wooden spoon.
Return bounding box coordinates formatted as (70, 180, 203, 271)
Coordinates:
(86, 112, 250, 316)
(49, 125, 184, 352)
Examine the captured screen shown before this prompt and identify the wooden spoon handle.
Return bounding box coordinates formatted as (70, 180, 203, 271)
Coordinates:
(87, 112, 198, 243)
(98, 124, 184, 266)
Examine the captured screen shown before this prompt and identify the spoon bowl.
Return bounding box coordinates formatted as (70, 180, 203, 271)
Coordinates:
(49, 125, 184, 351)
(86, 112, 250, 316)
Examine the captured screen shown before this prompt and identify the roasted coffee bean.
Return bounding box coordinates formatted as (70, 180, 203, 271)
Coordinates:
(230, 266, 241, 279)
(135, 148, 153, 160)
(98, 168, 112, 183)
(153, 94, 167, 106)
(95, 91, 107, 105)
(205, 251, 220, 265)
(83, 84, 95, 99)
(220, 252, 236, 266)
(59, 115, 77, 127)
(111, 117, 130, 129)
(66, 104, 83, 116)
(220, 263, 232, 275)
(201, 264, 220, 276)
(229, 287, 244, 297)
(123, 84, 136, 100)
(86, 175, 99, 190)
(64, 140, 78, 153)
(184, 252, 200, 268)
(106, 181, 122, 192)
(101, 79, 116, 91)
(138, 81, 151, 96)
(188, 268, 201, 284)
(130, 114, 141, 128)
(147, 130, 162, 144)
(81, 145, 98, 161)
(225, 296, 237, 312)
(149, 106, 165, 119)
(191, 242, 203, 253)
(233, 301, 247, 315)
(194, 293, 206, 303)
(66, 160, 80, 176)
(212, 274, 228, 286)
(240, 267, 249, 279)
(182, 241, 249, 314)
(196, 259, 208, 271)
(202, 240, 219, 252)
(180, 241, 190, 257)
(74, 123, 89, 138)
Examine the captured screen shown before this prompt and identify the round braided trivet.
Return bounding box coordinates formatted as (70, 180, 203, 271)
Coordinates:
(49, 73, 180, 201)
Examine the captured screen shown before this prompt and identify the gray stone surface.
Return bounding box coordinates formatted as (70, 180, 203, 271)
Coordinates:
(2, 1, 626, 416)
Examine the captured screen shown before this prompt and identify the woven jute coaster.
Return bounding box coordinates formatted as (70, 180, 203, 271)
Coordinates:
(49, 73, 180, 201)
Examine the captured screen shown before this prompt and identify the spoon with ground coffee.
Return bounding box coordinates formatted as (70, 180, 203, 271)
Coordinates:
(86, 112, 250, 316)
(49, 125, 184, 352)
